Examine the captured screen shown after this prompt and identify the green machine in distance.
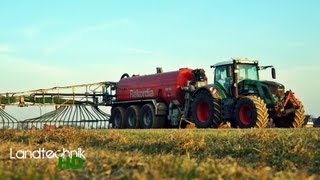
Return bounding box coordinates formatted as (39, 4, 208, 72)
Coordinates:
(208, 58, 304, 128)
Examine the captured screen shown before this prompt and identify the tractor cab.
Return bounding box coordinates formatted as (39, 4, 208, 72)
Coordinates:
(211, 59, 263, 97)
(211, 58, 276, 99)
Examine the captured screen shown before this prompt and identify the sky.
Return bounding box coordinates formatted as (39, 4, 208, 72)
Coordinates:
(0, 0, 319, 117)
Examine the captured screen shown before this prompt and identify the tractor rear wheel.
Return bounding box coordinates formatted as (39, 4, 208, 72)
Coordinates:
(191, 90, 221, 128)
(140, 104, 165, 128)
(274, 100, 305, 128)
(111, 107, 126, 128)
(125, 105, 140, 128)
(234, 96, 268, 128)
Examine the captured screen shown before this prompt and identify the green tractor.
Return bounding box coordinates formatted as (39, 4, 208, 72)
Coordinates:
(192, 58, 305, 128)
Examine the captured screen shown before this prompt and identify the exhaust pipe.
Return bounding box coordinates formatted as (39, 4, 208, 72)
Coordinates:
(232, 59, 239, 98)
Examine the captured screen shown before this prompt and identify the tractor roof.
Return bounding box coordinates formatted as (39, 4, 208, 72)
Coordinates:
(211, 58, 259, 68)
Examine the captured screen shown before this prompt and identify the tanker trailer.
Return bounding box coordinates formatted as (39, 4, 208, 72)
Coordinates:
(110, 68, 221, 129)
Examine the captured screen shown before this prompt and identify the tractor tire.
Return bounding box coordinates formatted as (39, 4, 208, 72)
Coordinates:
(191, 90, 221, 128)
(274, 100, 305, 128)
(314, 117, 320, 128)
(111, 107, 125, 128)
(125, 105, 140, 129)
(234, 95, 268, 128)
(140, 104, 165, 128)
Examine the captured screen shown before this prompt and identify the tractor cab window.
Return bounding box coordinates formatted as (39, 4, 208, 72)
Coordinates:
(238, 64, 259, 81)
(214, 65, 233, 93)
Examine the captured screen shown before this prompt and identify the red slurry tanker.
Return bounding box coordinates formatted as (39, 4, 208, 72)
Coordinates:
(117, 68, 194, 104)
(110, 59, 305, 129)
(111, 68, 213, 128)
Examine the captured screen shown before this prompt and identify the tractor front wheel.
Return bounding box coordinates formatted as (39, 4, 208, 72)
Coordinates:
(234, 96, 269, 128)
(274, 100, 305, 128)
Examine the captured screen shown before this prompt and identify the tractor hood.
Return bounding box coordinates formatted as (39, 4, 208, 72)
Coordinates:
(238, 79, 286, 101)
(262, 81, 285, 98)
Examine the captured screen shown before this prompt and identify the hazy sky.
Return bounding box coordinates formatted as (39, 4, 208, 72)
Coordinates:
(0, 1, 319, 117)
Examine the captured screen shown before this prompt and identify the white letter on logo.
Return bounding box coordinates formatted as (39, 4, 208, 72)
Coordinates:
(9, 148, 15, 159)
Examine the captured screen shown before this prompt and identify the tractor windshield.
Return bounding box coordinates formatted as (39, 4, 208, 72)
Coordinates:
(238, 64, 259, 81)
(214, 63, 259, 95)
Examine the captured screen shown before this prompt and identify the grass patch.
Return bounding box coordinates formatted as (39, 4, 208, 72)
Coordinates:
(0, 128, 319, 179)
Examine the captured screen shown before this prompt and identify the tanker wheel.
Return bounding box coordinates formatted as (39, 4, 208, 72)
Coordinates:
(234, 95, 268, 128)
(191, 90, 221, 128)
(125, 105, 140, 129)
(274, 100, 305, 128)
(140, 104, 165, 128)
(111, 107, 125, 128)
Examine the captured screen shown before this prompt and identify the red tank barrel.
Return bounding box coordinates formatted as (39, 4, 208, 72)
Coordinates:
(116, 68, 194, 104)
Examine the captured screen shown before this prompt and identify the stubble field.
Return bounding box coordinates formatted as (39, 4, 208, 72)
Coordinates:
(0, 128, 319, 179)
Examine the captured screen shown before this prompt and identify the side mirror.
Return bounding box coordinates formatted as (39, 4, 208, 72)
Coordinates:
(271, 68, 276, 79)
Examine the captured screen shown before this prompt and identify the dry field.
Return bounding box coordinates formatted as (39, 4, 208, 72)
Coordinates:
(0, 128, 319, 179)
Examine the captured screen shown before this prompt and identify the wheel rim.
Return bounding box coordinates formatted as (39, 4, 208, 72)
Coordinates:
(114, 112, 121, 127)
(143, 110, 152, 127)
(128, 111, 135, 127)
(239, 105, 252, 125)
(196, 101, 209, 123)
